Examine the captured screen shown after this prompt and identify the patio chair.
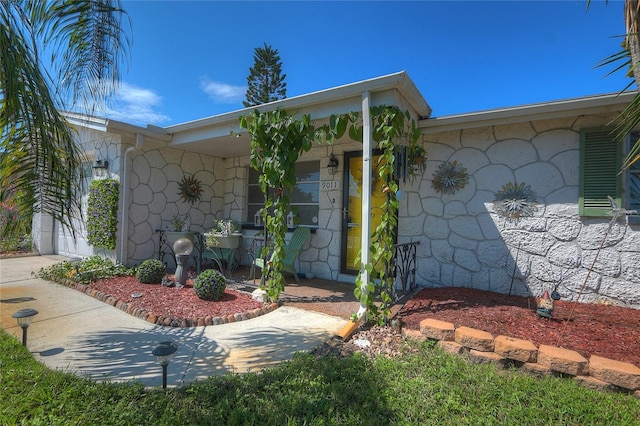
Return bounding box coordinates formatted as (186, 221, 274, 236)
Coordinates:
(252, 226, 311, 282)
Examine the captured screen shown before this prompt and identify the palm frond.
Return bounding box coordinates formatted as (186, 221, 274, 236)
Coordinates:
(0, 1, 129, 238)
(31, 0, 131, 113)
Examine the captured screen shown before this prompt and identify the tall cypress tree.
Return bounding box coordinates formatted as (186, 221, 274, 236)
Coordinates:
(243, 43, 287, 107)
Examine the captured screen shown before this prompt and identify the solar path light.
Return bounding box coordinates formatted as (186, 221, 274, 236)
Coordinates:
(12, 308, 38, 346)
(152, 341, 178, 389)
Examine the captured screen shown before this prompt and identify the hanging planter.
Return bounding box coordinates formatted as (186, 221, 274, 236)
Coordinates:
(87, 179, 119, 249)
(407, 144, 428, 177)
(431, 160, 468, 195)
(493, 181, 537, 219)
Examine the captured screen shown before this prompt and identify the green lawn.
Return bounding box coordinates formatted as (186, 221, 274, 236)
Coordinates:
(1, 329, 638, 425)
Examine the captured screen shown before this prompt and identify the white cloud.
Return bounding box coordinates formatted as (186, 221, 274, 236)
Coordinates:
(200, 77, 246, 103)
(107, 82, 171, 125)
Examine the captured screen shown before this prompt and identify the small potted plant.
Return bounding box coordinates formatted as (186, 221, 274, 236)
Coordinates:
(204, 219, 242, 249)
(165, 213, 195, 246)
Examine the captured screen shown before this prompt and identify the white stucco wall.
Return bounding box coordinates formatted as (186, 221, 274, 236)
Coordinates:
(403, 114, 640, 308)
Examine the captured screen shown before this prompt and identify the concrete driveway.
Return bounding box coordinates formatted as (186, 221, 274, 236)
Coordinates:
(0, 255, 346, 387)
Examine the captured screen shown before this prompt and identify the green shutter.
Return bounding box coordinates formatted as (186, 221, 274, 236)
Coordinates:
(579, 128, 622, 217)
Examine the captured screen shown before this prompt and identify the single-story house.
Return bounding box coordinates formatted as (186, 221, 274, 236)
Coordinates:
(32, 71, 640, 308)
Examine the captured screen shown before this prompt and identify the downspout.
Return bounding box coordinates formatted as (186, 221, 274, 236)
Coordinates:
(118, 133, 144, 264)
(356, 90, 373, 319)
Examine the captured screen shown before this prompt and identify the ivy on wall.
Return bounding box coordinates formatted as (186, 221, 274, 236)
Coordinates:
(87, 179, 119, 250)
(239, 109, 321, 302)
(329, 106, 422, 322)
(240, 105, 422, 322)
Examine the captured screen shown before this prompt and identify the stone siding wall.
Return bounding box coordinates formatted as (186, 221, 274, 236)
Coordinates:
(223, 145, 350, 281)
(126, 147, 225, 266)
(403, 114, 640, 308)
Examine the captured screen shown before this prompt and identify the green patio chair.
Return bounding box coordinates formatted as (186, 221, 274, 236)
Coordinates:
(252, 226, 311, 282)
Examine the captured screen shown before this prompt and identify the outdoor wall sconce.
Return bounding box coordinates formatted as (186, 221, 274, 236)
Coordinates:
(173, 237, 193, 287)
(327, 153, 339, 176)
(93, 159, 109, 178)
(152, 341, 178, 389)
(12, 308, 38, 346)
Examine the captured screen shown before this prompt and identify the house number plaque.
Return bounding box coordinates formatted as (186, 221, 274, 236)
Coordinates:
(321, 181, 339, 190)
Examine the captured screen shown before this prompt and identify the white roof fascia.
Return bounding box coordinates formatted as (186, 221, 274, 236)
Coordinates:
(106, 120, 172, 142)
(420, 91, 637, 134)
(166, 71, 432, 134)
(64, 112, 109, 132)
(64, 111, 171, 143)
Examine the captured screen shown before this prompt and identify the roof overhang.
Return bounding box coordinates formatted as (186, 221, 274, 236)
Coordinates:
(64, 112, 171, 146)
(420, 91, 638, 134)
(164, 71, 432, 158)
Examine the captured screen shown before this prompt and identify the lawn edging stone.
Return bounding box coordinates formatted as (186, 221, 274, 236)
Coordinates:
(413, 318, 640, 395)
(589, 355, 640, 391)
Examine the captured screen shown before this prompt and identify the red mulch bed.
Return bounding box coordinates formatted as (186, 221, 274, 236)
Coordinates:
(399, 287, 640, 368)
(90, 276, 264, 322)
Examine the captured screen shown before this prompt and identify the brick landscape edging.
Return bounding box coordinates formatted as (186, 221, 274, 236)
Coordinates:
(69, 281, 279, 328)
(414, 318, 640, 396)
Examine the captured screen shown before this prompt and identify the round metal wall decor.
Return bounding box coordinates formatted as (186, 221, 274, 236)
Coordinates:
(431, 160, 469, 195)
(493, 181, 537, 219)
(178, 174, 203, 205)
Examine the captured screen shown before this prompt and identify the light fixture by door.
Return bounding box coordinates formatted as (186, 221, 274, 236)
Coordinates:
(327, 153, 339, 176)
(93, 159, 109, 177)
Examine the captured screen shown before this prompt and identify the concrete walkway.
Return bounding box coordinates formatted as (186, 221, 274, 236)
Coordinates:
(0, 255, 347, 388)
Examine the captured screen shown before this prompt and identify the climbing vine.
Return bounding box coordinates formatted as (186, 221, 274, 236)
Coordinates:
(240, 105, 422, 322)
(329, 106, 422, 322)
(87, 179, 119, 250)
(239, 109, 323, 301)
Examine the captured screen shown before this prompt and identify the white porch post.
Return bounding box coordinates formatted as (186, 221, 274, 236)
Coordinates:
(357, 90, 372, 318)
(118, 133, 144, 265)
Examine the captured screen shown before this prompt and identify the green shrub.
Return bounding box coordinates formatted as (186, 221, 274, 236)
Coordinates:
(135, 259, 165, 284)
(36, 255, 132, 284)
(193, 269, 226, 301)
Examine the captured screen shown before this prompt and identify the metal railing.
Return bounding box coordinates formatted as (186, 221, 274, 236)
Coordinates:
(389, 241, 420, 301)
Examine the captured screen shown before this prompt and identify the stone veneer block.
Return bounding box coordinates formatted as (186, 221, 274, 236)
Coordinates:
(468, 349, 505, 366)
(519, 362, 552, 378)
(494, 335, 538, 363)
(402, 328, 427, 342)
(437, 341, 468, 356)
(420, 318, 455, 341)
(573, 375, 619, 392)
(589, 355, 640, 391)
(455, 326, 494, 352)
(537, 345, 588, 376)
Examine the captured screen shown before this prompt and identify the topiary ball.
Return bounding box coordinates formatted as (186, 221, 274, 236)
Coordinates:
(136, 259, 165, 284)
(193, 269, 227, 301)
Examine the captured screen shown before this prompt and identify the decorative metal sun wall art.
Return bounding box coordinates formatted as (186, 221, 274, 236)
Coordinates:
(493, 181, 537, 220)
(178, 174, 204, 205)
(431, 160, 469, 195)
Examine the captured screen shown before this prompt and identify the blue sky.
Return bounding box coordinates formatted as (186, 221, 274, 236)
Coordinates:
(103, 0, 630, 126)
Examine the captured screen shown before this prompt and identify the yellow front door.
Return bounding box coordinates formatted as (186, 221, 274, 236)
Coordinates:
(341, 151, 387, 274)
